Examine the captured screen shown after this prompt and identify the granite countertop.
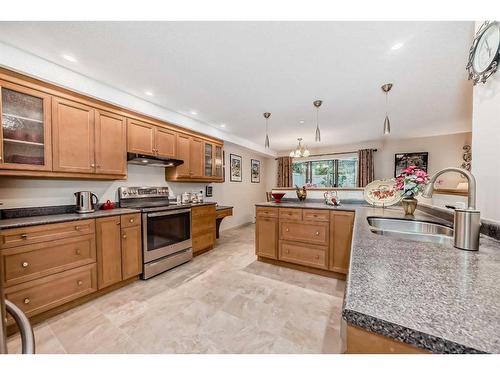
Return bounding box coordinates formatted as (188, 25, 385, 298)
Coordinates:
(255, 200, 500, 353)
(0, 202, 219, 230)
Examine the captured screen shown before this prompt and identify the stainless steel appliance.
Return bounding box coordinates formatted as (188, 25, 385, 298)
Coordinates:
(74, 191, 99, 213)
(118, 186, 193, 279)
(1, 257, 35, 354)
(127, 152, 184, 168)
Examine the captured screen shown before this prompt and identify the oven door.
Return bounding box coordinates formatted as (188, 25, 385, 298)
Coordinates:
(142, 209, 192, 263)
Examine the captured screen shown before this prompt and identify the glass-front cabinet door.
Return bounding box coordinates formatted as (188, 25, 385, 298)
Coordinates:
(214, 144, 223, 180)
(0, 81, 52, 171)
(204, 142, 213, 178)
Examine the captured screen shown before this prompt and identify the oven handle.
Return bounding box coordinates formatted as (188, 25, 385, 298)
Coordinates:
(146, 208, 191, 218)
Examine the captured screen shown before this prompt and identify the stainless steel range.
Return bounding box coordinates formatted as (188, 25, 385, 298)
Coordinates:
(118, 186, 192, 279)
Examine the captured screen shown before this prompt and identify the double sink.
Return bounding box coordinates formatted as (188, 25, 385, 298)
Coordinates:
(367, 216, 454, 245)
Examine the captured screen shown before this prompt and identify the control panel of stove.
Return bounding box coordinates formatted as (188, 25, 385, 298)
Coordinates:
(119, 186, 169, 199)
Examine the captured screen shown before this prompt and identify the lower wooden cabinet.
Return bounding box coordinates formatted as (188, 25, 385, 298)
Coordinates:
(329, 211, 355, 274)
(96, 215, 142, 289)
(192, 204, 216, 255)
(279, 240, 327, 269)
(121, 225, 142, 280)
(4, 264, 97, 318)
(96, 216, 123, 289)
(255, 215, 278, 259)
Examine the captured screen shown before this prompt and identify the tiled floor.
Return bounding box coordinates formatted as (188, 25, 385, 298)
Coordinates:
(7, 224, 345, 354)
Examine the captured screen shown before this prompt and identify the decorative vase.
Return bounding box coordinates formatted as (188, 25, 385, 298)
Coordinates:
(401, 196, 418, 216)
(295, 186, 307, 201)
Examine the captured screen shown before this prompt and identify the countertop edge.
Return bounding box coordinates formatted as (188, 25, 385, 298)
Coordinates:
(341, 308, 486, 354)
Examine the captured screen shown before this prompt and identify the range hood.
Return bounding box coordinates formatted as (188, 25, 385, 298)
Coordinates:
(127, 153, 184, 168)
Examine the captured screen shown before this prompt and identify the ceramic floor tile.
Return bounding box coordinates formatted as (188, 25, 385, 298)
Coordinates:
(8, 224, 346, 354)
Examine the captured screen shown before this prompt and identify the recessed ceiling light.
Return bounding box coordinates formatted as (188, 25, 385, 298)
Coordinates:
(190, 110, 198, 115)
(299, 120, 305, 124)
(144, 91, 154, 96)
(62, 54, 77, 63)
(220, 124, 226, 128)
(391, 42, 404, 50)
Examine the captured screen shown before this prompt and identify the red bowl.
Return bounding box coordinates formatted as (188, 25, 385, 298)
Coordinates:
(271, 192, 286, 203)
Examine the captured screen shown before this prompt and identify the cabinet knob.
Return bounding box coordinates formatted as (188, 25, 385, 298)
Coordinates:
(77, 280, 83, 286)
(315, 255, 320, 260)
(285, 228, 289, 232)
(21, 234, 28, 239)
(315, 231, 320, 236)
(90, 163, 95, 168)
(75, 226, 81, 231)
(24, 298, 30, 305)
(286, 250, 290, 254)
(22, 261, 29, 268)
(129, 218, 134, 223)
(122, 234, 127, 239)
(75, 248, 81, 255)
(116, 221, 121, 225)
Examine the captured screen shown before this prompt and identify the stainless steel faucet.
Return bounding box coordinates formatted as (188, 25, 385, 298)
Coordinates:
(422, 167, 481, 251)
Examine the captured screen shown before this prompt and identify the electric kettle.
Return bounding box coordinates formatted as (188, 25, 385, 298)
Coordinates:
(74, 191, 99, 213)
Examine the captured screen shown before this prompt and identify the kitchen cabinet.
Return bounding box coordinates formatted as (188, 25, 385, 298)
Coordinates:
(95, 109, 127, 175)
(0, 80, 52, 171)
(202, 141, 224, 181)
(155, 127, 176, 158)
(255, 207, 279, 259)
(52, 97, 96, 174)
(204, 142, 213, 177)
(192, 204, 216, 255)
(96, 216, 122, 289)
(166, 134, 209, 181)
(127, 119, 155, 155)
(329, 211, 355, 274)
(255, 206, 354, 278)
(120, 222, 142, 280)
(214, 144, 223, 180)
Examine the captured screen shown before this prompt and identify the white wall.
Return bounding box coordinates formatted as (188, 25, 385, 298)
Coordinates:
(275, 132, 472, 188)
(471, 24, 500, 222)
(0, 142, 271, 231)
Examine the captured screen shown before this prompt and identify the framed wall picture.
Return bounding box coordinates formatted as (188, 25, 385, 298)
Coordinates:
(230, 154, 242, 182)
(394, 152, 429, 177)
(251, 159, 260, 183)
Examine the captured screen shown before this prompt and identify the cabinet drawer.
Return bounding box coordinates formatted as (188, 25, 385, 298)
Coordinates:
(280, 221, 329, 245)
(256, 207, 278, 218)
(120, 213, 141, 228)
(303, 209, 330, 222)
(191, 204, 216, 218)
(2, 234, 96, 287)
(0, 219, 95, 249)
(5, 263, 97, 318)
(279, 208, 302, 221)
(193, 231, 215, 253)
(279, 241, 327, 269)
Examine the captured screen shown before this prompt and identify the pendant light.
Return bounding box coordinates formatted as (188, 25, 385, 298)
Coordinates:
(381, 83, 393, 135)
(263, 112, 271, 148)
(313, 100, 322, 142)
(289, 138, 310, 158)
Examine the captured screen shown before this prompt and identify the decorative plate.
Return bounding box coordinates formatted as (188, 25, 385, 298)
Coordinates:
(363, 179, 401, 207)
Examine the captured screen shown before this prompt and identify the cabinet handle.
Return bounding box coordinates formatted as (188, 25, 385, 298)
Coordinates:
(23, 298, 30, 305)
(75, 248, 81, 255)
(116, 221, 121, 225)
(77, 280, 83, 286)
(122, 234, 127, 239)
(21, 234, 28, 239)
(21, 261, 29, 268)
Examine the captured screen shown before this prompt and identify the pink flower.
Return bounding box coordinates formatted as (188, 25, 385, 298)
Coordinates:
(415, 170, 427, 178)
(415, 177, 424, 183)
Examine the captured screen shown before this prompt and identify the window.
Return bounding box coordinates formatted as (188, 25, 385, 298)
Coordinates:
(292, 154, 358, 188)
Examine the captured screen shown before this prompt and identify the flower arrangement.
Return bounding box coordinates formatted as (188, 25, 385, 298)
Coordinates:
(395, 165, 429, 198)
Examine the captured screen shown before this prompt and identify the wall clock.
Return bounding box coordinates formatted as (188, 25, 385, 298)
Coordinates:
(467, 21, 500, 85)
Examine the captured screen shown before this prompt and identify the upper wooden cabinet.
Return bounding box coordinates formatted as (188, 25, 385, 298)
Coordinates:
(52, 97, 95, 173)
(127, 119, 155, 155)
(127, 119, 177, 158)
(0, 80, 52, 171)
(95, 110, 127, 175)
(166, 135, 223, 183)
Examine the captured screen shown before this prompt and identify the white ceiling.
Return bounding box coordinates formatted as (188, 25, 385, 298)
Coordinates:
(0, 21, 474, 152)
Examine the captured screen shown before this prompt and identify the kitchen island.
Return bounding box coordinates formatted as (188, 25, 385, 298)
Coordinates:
(255, 200, 500, 353)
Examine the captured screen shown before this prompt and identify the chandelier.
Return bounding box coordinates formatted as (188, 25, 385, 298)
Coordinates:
(289, 138, 310, 158)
